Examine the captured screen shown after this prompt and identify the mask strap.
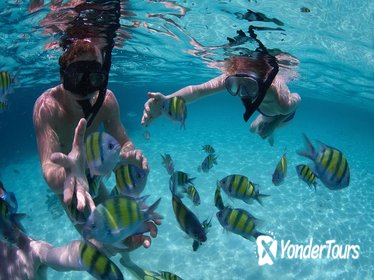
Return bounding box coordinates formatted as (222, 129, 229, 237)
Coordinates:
(77, 46, 112, 128)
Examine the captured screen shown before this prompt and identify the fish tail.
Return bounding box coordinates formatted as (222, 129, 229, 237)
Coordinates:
(254, 192, 270, 206)
(253, 230, 269, 240)
(272, 18, 284, 26)
(146, 198, 163, 221)
(297, 133, 315, 160)
(312, 182, 317, 192)
(188, 177, 196, 184)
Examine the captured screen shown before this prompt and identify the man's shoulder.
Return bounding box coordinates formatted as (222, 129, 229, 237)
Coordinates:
(33, 85, 62, 116)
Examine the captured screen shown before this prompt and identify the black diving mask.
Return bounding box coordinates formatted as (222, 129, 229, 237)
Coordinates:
(225, 73, 260, 99)
(62, 61, 107, 97)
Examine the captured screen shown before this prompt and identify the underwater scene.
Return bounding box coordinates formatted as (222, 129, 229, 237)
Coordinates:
(0, 0, 373, 280)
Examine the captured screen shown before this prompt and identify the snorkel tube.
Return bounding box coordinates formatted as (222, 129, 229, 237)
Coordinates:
(241, 26, 279, 122)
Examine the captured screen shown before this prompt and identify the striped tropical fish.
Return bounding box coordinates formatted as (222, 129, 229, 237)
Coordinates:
(216, 207, 266, 241)
(296, 164, 318, 191)
(161, 153, 174, 175)
(112, 163, 147, 197)
(169, 171, 195, 196)
(83, 196, 162, 245)
(272, 152, 287, 186)
(85, 132, 121, 177)
(218, 174, 269, 206)
(202, 144, 215, 154)
(161, 96, 187, 129)
(66, 195, 88, 225)
(87, 175, 102, 199)
(297, 134, 350, 190)
(0, 71, 16, 96)
(171, 194, 207, 246)
(192, 217, 212, 251)
(198, 153, 217, 173)
(79, 241, 124, 280)
(214, 185, 225, 211)
(186, 185, 200, 206)
(160, 271, 184, 280)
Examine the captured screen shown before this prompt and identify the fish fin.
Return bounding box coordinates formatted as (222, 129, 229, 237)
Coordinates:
(254, 192, 270, 206)
(313, 182, 317, 192)
(268, 135, 274, 146)
(188, 177, 196, 184)
(297, 133, 315, 160)
(146, 198, 163, 221)
(271, 18, 284, 26)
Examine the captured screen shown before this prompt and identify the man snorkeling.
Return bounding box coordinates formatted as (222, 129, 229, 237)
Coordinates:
(141, 51, 301, 145)
(33, 39, 158, 251)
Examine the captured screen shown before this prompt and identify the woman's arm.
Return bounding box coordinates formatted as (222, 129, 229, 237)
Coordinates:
(141, 74, 226, 126)
(167, 74, 227, 103)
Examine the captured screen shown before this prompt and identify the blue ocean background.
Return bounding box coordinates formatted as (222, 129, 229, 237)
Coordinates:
(0, 0, 373, 279)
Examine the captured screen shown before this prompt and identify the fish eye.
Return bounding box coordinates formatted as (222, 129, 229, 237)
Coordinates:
(108, 143, 114, 149)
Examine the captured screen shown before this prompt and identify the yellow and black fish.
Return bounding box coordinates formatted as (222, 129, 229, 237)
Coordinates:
(83, 196, 162, 245)
(218, 174, 269, 206)
(169, 171, 195, 196)
(172, 194, 207, 246)
(198, 154, 217, 173)
(79, 241, 124, 280)
(186, 185, 200, 206)
(161, 153, 174, 175)
(202, 144, 215, 154)
(214, 185, 225, 211)
(85, 131, 121, 177)
(216, 207, 266, 241)
(297, 134, 350, 190)
(0, 71, 16, 96)
(161, 96, 187, 129)
(296, 164, 318, 191)
(160, 271, 184, 280)
(272, 152, 287, 186)
(112, 163, 148, 197)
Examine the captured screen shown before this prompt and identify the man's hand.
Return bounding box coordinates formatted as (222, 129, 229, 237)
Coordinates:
(120, 148, 149, 173)
(50, 118, 95, 212)
(141, 92, 166, 127)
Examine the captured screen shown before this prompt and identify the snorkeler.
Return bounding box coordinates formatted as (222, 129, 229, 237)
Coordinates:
(0, 188, 124, 280)
(141, 51, 301, 145)
(33, 39, 158, 251)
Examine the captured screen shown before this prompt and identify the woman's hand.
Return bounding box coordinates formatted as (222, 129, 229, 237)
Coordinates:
(141, 92, 167, 127)
(50, 118, 95, 212)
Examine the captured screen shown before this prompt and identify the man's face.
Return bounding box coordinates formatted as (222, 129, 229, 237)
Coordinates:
(62, 51, 106, 100)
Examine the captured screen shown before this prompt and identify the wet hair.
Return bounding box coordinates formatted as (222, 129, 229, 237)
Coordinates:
(224, 54, 275, 80)
(59, 40, 101, 75)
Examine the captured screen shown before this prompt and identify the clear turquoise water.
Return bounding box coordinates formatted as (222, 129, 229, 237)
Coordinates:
(0, 0, 373, 280)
